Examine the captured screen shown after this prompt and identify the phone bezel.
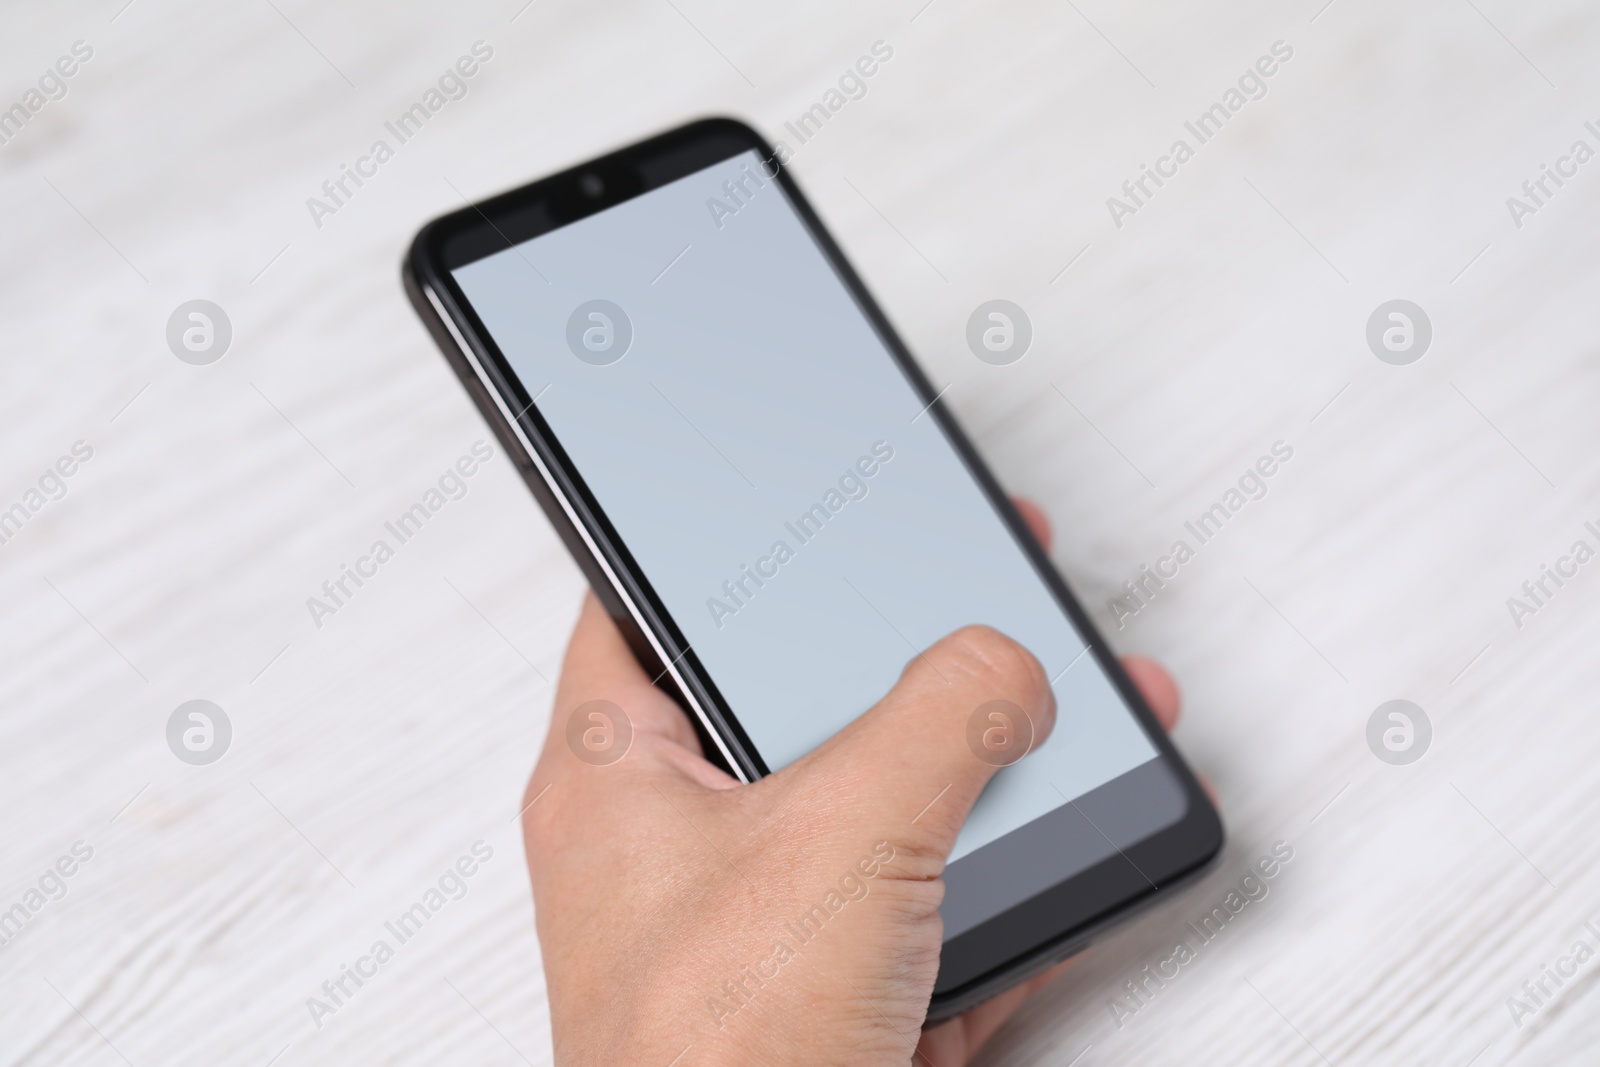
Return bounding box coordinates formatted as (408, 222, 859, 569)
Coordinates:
(403, 117, 1223, 1020)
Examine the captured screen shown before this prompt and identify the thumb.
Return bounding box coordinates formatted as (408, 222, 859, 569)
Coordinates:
(784, 625, 1056, 869)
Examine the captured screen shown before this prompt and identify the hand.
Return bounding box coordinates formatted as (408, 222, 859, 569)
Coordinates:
(522, 499, 1183, 1065)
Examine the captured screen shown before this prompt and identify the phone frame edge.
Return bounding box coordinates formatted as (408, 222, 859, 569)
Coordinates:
(400, 115, 1225, 1022)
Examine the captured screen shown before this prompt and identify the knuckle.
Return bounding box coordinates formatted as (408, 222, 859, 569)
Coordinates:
(935, 625, 1048, 697)
(881, 833, 952, 883)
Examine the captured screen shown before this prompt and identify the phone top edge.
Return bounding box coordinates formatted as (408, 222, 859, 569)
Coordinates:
(413, 117, 773, 275)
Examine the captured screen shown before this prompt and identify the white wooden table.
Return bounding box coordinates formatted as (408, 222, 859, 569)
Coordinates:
(3, 1, 1598, 1063)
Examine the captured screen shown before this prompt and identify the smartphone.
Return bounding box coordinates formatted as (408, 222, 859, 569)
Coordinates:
(403, 118, 1222, 1020)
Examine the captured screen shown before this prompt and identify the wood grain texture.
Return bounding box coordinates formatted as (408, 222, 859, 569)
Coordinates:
(2, 0, 1597, 1063)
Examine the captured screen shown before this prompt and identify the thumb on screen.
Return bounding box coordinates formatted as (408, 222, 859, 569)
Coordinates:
(780, 625, 1056, 873)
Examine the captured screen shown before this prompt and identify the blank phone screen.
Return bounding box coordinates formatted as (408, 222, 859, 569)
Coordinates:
(452, 150, 1183, 936)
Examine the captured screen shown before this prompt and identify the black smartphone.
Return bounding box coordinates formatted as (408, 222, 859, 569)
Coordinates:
(403, 118, 1222, 1020)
